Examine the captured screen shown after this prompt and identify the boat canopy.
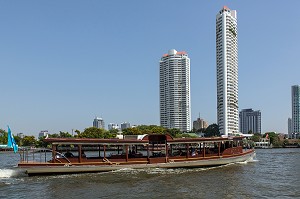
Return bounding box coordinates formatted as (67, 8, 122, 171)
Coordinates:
(44, 134, 245, 146)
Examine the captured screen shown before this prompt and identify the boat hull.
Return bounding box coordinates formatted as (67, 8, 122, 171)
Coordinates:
(21, 150, 255, 176)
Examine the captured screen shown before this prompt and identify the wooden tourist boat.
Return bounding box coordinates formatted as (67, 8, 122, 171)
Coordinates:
(18, 134, 255, 176)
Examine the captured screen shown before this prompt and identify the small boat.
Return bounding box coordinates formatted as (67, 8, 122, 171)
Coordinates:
(17, 134, 255, 176)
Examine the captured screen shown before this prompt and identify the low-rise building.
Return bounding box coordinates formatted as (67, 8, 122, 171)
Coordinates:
(254, 137, 271, 148)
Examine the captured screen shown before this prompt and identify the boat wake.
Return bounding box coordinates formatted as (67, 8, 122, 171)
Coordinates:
(237, 156, 259, 164)
(0, 168, 26, 178)
(247, 159, 259, 163)
(111, 168, 140, 174)
(110, 166, 225, 176)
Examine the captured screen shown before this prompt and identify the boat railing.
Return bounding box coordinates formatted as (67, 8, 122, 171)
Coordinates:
(19, 147, 71, 164)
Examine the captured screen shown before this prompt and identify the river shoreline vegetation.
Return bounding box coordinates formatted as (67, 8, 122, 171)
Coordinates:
(0, 125, 299, 149)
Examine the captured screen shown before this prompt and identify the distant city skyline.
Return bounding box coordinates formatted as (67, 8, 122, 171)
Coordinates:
(1, 1, 300, 136)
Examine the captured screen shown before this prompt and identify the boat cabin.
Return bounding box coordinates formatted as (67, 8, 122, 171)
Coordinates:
(19, 134, 247, 166)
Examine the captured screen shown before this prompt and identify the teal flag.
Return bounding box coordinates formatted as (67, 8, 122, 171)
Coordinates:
(7, 126, 18, 153)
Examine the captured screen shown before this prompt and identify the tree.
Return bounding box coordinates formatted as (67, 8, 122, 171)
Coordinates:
(0, 129, 23, 146)
(283, 139, 289, 147)
(122, 127, 142, 135)
(150, 126, 166, 134)
(74, 129, 81, 137)
(14, 135, 22, 146)
(251, 133, 261, 142)
(204, 124, 220, 137)
(47, 133, 56, 138)
(265, 132, 281, 147)
(109, 128, 119, 135)
(22, 136, 36, 146)
(59, 131, 73, 138)
(79, 127, 105, 138)
(36, 136, 49, 148)
(79, 127, 115, 138)
(0, 129, 8, 144)
(166, 128, 181, 137)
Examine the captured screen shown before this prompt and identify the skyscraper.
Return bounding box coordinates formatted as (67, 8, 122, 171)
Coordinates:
(193, 118, 209, 131)
(239, 109, 261, 134)
(93, 117, 105, 129)
(159, 49, 191, 132)
(291, 85, 300, 138)
(288, 118, 292, 137)
(121, 122, 131, 130)
(108, 123, 119, 130)
(216, 6, 239, 135)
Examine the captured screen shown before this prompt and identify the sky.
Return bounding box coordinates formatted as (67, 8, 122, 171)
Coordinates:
(1, 0, 300, 137)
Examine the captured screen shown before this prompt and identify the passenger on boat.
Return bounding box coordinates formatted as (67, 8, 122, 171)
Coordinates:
(64, 150, 74, 158)
(173, 149, 182, 156)
(81, 150, 86, 158)
(131, 146, 136, 155)
(191, 149, 198, 156)
(131, 149, 136, 155)
(55, 153, 62, 159)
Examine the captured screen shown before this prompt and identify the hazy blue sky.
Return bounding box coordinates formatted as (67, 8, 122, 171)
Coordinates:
(1, 1, 299, 136)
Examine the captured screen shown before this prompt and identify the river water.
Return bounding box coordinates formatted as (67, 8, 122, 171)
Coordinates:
(0, 148, 299, 199)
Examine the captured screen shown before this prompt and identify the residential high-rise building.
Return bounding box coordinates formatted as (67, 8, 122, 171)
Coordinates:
(93, 117, 105, 129)
(216, 6, 239, 135)
(239, 109, 261, 134)
(193, 118, 209, 131)
(108, 123, 119, 130)
(291, 85, 300, 138)
(159, 49, 191, 132)
(288, 118, 292, 136)
(38, 130, 48, 138)
(121, 122, 131, 130)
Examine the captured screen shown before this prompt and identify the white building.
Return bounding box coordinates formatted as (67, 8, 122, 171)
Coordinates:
(108, 123, 119, 130)
(38, 130, 48, 138)
(93, 117, 105, 129)
(216, 6, 239, 135)
(291, 85, 300, 138)
(159, 49, 191, 132)
(254, 138, 271, 149)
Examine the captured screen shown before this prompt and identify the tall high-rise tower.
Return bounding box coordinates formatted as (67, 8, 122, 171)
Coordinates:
(291, 85, 300, 138)
(239, 109, 261, 134)
(93, 117, 105, 129)
(216, 6, 239, 135)
(159, 49, 191, 132)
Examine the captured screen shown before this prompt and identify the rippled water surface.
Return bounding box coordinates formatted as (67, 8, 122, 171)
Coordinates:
(0, 148, 299, 199)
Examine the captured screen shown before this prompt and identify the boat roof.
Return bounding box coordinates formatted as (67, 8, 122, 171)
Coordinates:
(44, 135, 244, 145)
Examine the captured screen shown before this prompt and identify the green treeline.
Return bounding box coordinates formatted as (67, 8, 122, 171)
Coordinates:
(0, 124, 221, 148)
(2, 125, 297, 148)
